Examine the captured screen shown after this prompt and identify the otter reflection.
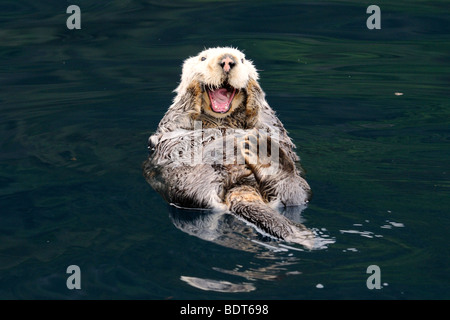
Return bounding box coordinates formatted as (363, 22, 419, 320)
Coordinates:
(164, 204, 334, 292)
(167, 204, 315, 252)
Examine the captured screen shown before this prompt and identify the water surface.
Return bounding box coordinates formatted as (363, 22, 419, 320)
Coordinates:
(0, 0, 449, 299)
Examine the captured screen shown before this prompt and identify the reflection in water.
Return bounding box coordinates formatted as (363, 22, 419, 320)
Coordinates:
(180, 276, 256, 293)
(169, 205, 334, 292)
(168, 205, 333, 252)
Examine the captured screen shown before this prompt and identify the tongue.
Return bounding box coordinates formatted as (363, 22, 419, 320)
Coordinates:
(208, 88, 235, 113)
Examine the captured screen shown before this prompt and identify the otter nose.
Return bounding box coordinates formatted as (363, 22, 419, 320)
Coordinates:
(220, 56, 235, 73)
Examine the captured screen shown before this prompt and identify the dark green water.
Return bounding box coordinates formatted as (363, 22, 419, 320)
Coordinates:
(1, 0, 449, 299)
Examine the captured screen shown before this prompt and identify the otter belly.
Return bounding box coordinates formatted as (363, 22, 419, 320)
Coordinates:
(143, 128, 313, 248)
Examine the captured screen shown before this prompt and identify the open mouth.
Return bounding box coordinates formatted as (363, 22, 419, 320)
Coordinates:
(207, 84, 237, 113)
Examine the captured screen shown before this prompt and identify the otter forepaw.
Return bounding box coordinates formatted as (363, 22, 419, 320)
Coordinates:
(240, 131, 279, 170)
(240, 133, 260, 166)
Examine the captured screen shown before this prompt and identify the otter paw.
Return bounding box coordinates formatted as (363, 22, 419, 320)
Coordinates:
(240, 131, 275, 167)
(240, 133, 260, 166)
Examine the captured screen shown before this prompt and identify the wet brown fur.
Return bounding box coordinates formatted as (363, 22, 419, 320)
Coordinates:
(143, 47, 313, 246)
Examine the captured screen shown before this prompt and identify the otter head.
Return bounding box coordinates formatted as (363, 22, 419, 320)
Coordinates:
(174, 47, 262, 121)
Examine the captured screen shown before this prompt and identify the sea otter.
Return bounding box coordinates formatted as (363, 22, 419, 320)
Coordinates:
(143, 47, 313, 246)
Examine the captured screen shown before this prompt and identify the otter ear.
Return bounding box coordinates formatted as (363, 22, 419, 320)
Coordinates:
(245, 78, 265, 128)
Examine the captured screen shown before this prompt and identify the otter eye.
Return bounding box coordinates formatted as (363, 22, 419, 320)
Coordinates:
(201, 57, 206, 61)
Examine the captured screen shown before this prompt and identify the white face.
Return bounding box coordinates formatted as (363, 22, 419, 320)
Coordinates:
(179, 47, 258, 90)
(177, 47, 259, 114)
(193, 47, 256, 89)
